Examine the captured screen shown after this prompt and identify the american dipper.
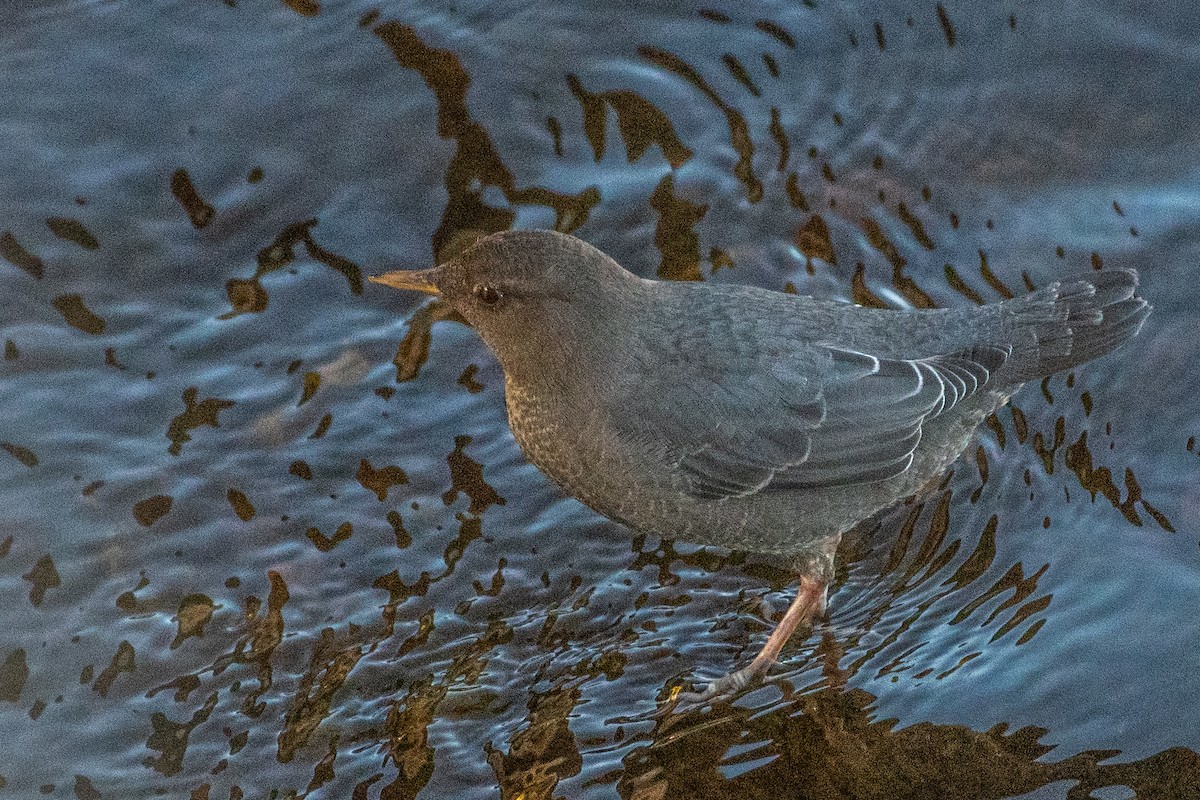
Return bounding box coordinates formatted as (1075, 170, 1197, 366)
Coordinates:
(371, 229, 1150, 706)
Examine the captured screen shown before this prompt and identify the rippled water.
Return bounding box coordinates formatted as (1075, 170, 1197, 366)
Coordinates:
(2, 1, 1198, 798)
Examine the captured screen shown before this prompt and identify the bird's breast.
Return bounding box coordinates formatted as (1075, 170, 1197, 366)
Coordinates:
(503, 379, 595, 492)
(503, 376, 675, 527)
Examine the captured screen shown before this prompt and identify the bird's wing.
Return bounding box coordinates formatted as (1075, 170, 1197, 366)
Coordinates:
(627, 341, 1011, 500)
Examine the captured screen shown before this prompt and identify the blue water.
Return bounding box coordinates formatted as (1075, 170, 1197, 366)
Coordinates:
(2, 1, 1198, 797)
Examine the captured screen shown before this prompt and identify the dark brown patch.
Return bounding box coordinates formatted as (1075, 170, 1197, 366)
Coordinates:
(944, 263, 984, 304)
(356, 459, 409, 502)
(978, 250, 1015, 299)
(984, 413, 1006, 449)
(897, 203, 935, 249)
(170, 169, 215, 229)
(797, 214, 836, 267)
(567, 76, 693, 169)
(172, 594, 217, 648)
(754, 18, 796, 47)
(547, 116, 564, 157)
(74, 776, 101, 800)
(104, 347, 128, 370)
(221, 278, 269, 318)
(442, 435, 506, 514)
(769, 107, 790, 171)
(970, 446, 990, 503)
(133, 495, 173, 527)
(298, 372, 320, 406)
(1011, 406, 1029, 444)
(860, 217, 935, 308)
(387, 510, 412, 549)
(144, 685, 217, 776)
(306, 522, 353, 552)
(302, 229, 363, 295)
(650, 173, 708, 282)
(0, 649, 29, 702)
(1031, 416, 1066, 474)
(275, 629, 364, 764)
(1141, 500, 1175, 533)
(785, 173, 809, 211)
(45, 217, 99, 250)
(473, 557, 507, 597)
(309, 413, 332, 439)
(52, 295, 107, 334)
(227, 488, 256, 521)
(850, 263, 888, 308)
(567, 74, 608, 162)
(486, 684, 582, 795)
(710, 248, 734, 273)
(92, 641, 136, 698)
(0, 231, 44, 279)
(457, 364, 485, 393)
(373, 22, 599, 251)
(258, 219, 317, 275)
(763, 52, 780, 77)
(167, 387, 235, 456)
(1040, 376, 1055, 405)
(283, 0, 320, 16)
(392, 299, 464, 383)
(936, 3, 956, 47)
(22, 555, 61, 607)
(722, 53, 761, 96)
(1, 442, 38, 468)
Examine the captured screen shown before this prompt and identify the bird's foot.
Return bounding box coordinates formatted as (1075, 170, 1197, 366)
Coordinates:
(658, 662, 769, 715)
(653, 574, 829, 717)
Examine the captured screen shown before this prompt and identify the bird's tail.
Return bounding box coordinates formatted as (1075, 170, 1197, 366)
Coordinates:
(999, 268, 1150, 383)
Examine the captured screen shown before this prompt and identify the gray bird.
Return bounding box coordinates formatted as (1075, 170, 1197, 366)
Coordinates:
(371, 229, 1150, 707)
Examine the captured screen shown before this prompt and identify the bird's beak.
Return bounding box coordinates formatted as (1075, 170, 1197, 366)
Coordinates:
(368, 267, 442, 295)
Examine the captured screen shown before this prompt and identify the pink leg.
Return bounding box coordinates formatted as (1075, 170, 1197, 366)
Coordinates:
(743, 574, 827, 676)
(666, 575, 828, 712)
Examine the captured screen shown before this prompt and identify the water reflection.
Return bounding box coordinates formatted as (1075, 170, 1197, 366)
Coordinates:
(0, 1, 1197, 798)
(621, 685, 1200, 800)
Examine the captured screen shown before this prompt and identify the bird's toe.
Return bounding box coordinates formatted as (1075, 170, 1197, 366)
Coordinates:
(656, 664, 766, 715)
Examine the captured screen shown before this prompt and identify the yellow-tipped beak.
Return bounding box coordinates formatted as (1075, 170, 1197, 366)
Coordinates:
(368, 268, 442, 295)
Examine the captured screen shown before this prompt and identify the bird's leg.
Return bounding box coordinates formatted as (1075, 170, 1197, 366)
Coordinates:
(669, 574, 827, 710)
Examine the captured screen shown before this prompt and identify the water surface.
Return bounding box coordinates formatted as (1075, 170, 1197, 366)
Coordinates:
(1, 1, 1198, 798)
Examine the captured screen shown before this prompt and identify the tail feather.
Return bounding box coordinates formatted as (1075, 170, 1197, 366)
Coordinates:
(1000, 268, 1150, 382)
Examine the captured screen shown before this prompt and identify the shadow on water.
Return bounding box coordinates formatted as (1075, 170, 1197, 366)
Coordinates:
(1, 1, 1199, 798)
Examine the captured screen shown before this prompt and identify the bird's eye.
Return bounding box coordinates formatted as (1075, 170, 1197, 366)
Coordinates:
(473, 284, 502, 306)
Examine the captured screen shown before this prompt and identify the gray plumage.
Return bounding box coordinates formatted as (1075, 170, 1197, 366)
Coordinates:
(379, 230, 1150, 582)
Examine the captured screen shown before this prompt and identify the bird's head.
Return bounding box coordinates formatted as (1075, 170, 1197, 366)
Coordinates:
(371, 230, 643, 381)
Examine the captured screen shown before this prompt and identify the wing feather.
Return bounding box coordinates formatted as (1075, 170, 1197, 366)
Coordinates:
(660, 342, 1010, 498)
